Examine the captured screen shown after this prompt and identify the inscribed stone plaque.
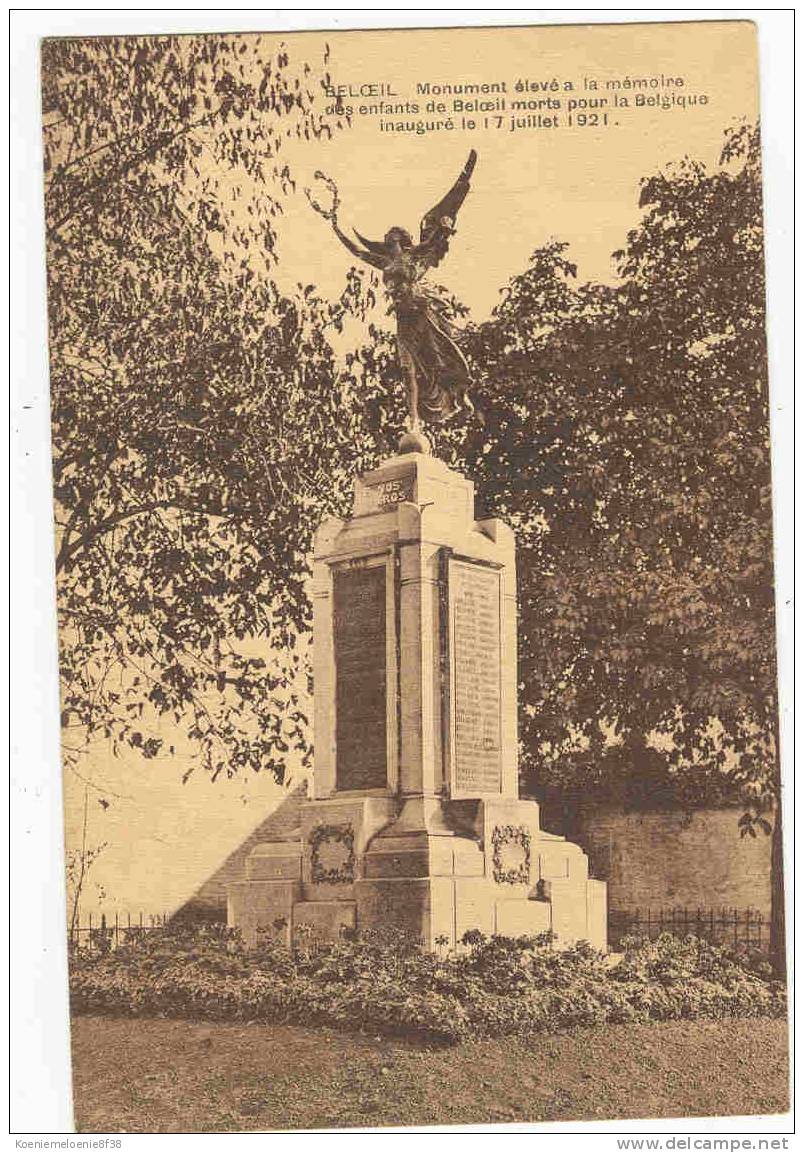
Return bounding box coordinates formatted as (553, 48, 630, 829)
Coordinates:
(448, 559, 503, 796)
(356, 474, 415, 515)
(333, 565, 387, 790)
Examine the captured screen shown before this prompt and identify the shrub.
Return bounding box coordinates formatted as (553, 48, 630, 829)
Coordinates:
(69, 925, 785, 1045)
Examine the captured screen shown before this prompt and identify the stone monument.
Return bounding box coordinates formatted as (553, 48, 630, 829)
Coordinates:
(228, 151, 606, 950)
(228, 445, 606, 950)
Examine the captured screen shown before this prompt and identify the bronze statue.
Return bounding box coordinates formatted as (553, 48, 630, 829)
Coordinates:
(307, 150, 477, 436)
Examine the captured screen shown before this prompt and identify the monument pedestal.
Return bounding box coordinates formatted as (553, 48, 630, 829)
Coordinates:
(229, 449, 606, 950)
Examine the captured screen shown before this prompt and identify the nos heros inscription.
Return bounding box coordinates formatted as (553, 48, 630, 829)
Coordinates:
(450, 560, 503, 795)
(333, 566, 387, 791)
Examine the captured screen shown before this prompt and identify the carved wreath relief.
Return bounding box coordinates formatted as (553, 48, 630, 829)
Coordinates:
(491, 824, 531, 885)
(309, 823, 356, 885)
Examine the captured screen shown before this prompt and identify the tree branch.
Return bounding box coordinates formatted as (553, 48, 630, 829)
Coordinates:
(46, 103, 225, 242)
(56, 495, 253, 573)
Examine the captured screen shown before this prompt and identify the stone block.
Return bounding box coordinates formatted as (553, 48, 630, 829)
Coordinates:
(301, 796, 397, 899)
(429, 833, 486, 877)
(537, 848, 569, 881)
(354, 875, 456, 948)
(454, 876, 495, 941)
(353, 452, 474, 526)
(363, 839, 431, 879)
(542, 876, 591, 946)
(227, 879, 300, 949)
(363, 830, 484, 880)
(427, 876, 457, 947)
(586, 879, 608, 951)
(245, 841, 302, 881)
(494, 897, 551, 939)
(567, 843, 590, 883)
(475, 798, 542, 877)
(537, 836, 589, 883)
(355, 877, 432, 946)
(450, 836, 486, 877)
(293, 900, 356, 942)
(422, 835, 457, 877)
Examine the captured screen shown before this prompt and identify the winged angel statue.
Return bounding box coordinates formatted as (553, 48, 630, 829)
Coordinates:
(307, 150, 477, 434)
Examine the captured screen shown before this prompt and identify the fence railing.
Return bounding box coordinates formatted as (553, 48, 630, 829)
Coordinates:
(69, 911, 169, 954)
(69, 906, 770, 955)
(608, 906, 768, 952)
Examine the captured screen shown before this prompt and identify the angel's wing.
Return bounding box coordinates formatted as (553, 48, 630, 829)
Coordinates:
(416, 149, 477, 267)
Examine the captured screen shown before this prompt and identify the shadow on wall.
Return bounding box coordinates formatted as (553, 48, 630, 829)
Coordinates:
(171, 781, 309, 925)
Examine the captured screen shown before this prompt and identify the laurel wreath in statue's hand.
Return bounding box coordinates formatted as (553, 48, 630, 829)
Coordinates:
(305, 171, 340, 223)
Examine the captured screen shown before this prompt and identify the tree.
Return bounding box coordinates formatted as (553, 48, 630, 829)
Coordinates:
(44, 34, 386, 783)
(450, 126, 776, 789)
(66, 787, 107, 941)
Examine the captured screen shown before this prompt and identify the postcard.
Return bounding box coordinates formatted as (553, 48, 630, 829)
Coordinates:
(40, 19, 786, 1132)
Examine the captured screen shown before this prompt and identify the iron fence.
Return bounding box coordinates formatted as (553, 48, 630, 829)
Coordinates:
(69, 910, 169, 954)
(69, 906, 770, 955)
(608, 906, 768, 952)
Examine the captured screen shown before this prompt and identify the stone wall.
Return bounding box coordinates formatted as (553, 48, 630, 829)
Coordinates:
(574, 806, 773, 916)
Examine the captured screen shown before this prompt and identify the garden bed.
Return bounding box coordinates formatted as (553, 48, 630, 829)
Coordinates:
(69, 925, 785, 1045)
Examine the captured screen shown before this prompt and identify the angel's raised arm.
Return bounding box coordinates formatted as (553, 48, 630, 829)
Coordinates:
(305, 171, 387, 270)
(330, 220, 388, 270)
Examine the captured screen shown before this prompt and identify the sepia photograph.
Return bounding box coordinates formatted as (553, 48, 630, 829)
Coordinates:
(11, 11, 794, 1137)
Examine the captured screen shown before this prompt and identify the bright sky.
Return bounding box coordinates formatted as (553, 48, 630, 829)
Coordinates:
(275, 20, 759, 316)
(62, 20, 760, 917)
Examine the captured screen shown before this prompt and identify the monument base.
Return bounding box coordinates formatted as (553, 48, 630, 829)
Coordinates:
(228, 794, 607, 951)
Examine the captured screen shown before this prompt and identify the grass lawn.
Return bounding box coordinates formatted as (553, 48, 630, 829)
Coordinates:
(70, 1015, 789, 1132)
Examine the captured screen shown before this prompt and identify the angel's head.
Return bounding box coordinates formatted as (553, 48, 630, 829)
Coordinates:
(383, 226, 413, 252)
(338, 151, 476, 270)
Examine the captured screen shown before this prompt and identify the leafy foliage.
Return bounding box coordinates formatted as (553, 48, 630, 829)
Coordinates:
(69, 925, 785, 1044)
(43, 35, 383, 782)
(406, 124, 775, 812)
